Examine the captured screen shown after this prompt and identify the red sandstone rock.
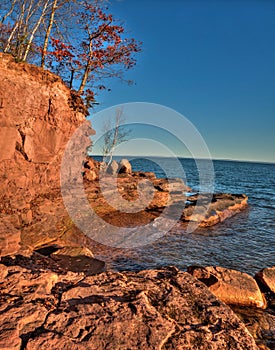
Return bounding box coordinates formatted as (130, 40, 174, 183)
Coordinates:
(231, 305, 275, 350)
(83, 158, 100, 170)
(188, 266, 267, 309)
(183, 193, 248, 227)
(255, 266, 275, 294)
(0, 127, 21, 162)
(84, 169, 97, 181)
(0, 260, 258, 350)
(0, 217, 21, 256)
(51, 246, 94, 258)
(0, 53, 93, 209)
(0, 53, 95, 254)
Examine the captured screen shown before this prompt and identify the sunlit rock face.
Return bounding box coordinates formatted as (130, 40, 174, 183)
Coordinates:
(0, 53, 89, 199)
(188, 266, 267, 309)
(0, 53, 94, 255)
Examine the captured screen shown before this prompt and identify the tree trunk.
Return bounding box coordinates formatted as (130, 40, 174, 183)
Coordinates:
(3, 21, 19, 53)
(22, 0, 50, 62)
(78, 33, 94, 94)
(78, 61, 91, 94)
(41, 0, 58, 69)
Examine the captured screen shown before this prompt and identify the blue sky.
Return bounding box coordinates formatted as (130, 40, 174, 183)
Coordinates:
(90, 0, 275, 163)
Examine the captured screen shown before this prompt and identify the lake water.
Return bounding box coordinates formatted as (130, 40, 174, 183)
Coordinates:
(93, 157, 275, 275)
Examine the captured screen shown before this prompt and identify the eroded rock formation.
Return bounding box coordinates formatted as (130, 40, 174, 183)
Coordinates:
(0, 54, 89, 196)
(0, 53, 94, 255)
(0, 259, 258, 350)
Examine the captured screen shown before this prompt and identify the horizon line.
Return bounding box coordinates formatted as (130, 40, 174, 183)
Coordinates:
(89, 154, 275, 165)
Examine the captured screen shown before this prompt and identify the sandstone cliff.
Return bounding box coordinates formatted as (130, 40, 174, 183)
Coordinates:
(0, 53, 89, 200)
(0, 53, 93, 255)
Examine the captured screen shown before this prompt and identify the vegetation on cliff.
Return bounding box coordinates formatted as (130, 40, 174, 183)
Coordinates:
(0, 0, 141, 105)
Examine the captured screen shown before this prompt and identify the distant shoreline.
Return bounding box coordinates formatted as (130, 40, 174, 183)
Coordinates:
(89, 155, 275, 166)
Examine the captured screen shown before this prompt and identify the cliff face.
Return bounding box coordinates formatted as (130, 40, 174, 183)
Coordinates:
(0, 53, 89, 198)
(0, 53, 94, 255)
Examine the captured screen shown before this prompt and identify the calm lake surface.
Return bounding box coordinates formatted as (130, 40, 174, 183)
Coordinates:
(93, 157, 275, 275)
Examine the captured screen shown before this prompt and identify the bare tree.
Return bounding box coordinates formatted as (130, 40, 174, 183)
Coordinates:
(102, 108, 131, 167)
(22, 0, 51, 61)
(2, 0, 52, 60)
(40, 0, 58, 68)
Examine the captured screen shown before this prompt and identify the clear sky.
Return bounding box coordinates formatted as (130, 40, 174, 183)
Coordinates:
(90, 0, 275, 163)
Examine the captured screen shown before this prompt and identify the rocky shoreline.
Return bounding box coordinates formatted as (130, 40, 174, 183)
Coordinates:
(0, 53, 274, 349)
(82, 157, 249, 230)
(0, 251, 274, 349)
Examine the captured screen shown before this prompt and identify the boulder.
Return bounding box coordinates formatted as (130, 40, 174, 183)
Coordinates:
(188, 266, 267, 308)
(255, 266, 275, 294)
(50, 246, 105, 275)
(232, 304, 275, 349)
(50, 255, 105, 275)
(106, 160, 118, 175)
(84, 169, 97, 181)
(118, 158, 132, 174)
(83, 158, 99, 170)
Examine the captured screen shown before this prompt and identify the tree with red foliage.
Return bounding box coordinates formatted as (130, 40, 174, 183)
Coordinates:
(76, 4, 140, 95)
(0, 0, 141, 107)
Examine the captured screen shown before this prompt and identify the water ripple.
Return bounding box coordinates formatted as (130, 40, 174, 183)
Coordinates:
(95, 158, 275, 275)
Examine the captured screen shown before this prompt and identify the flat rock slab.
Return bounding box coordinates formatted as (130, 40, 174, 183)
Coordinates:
(188, 266, 266, 309)
(0, 258, 258, 350)
(83, 174, 248, 230)
(183, 193, 248, 227)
